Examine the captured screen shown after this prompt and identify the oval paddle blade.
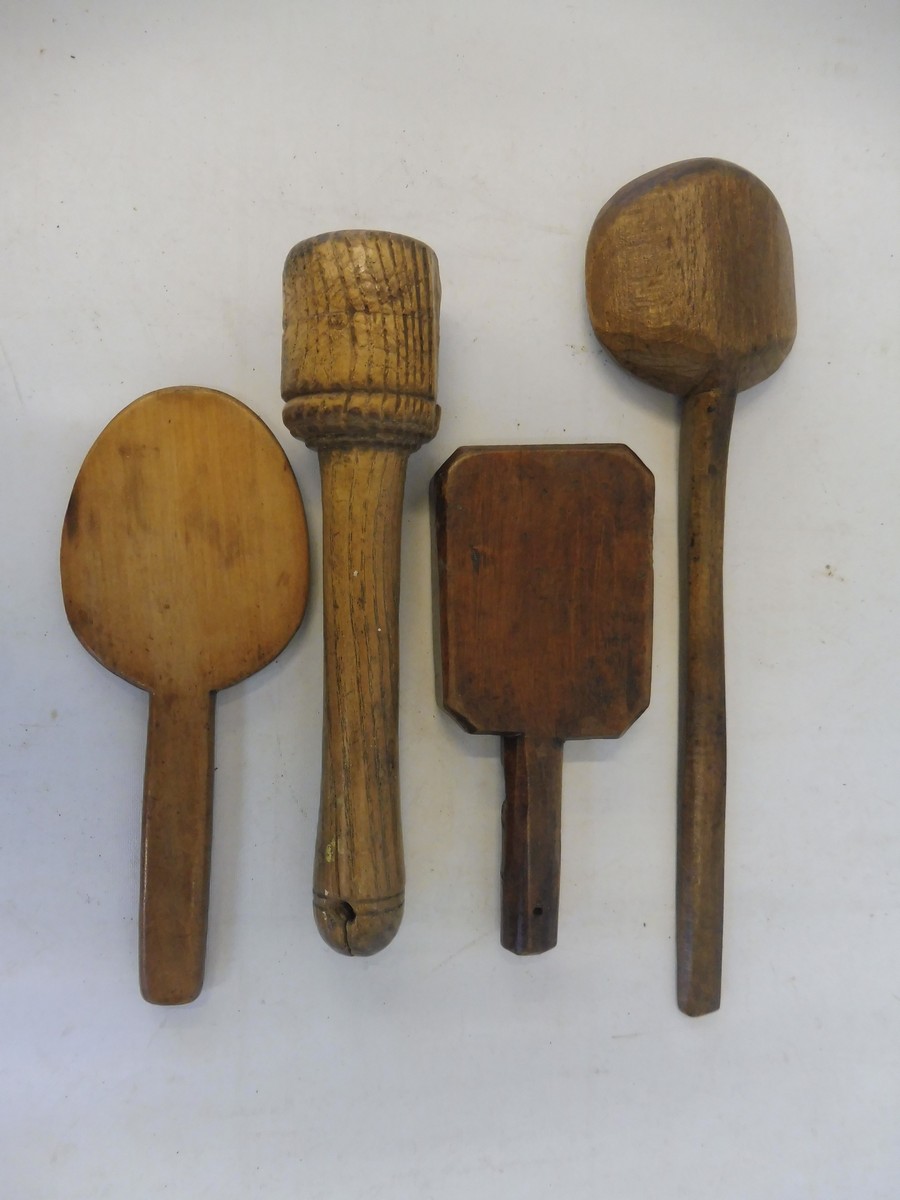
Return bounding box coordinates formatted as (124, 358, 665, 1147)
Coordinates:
(61, 386, 308, 692)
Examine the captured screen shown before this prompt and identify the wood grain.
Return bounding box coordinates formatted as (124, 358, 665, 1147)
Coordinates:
(585, 158, 796, 1014)
(282, 230, 440, 955)
(433, 445, 654, 953)
(501, 734, 564, 954)
(61, 386, 309, 1003)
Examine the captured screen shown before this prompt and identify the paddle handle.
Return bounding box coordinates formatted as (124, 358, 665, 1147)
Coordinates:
(501, 734, 564, 955)
(140, 688, 214, 1004)
(677, 384, 736, 1015)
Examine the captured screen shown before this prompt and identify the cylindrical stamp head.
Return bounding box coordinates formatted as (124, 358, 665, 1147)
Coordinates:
(282, 230, 440, 401)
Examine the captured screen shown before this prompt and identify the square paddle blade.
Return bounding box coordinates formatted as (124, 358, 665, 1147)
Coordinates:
(433, 445, 654, 743)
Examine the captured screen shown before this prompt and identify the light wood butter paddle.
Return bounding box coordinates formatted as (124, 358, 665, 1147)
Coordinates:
(433, 445, 654, 953)
(61, 386, 309, 1004)
(585, 158, 796, 1014)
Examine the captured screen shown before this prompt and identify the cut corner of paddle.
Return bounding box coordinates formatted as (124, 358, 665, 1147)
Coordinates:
(432, 443, 654, 956)
(60, 385, 310, 1003)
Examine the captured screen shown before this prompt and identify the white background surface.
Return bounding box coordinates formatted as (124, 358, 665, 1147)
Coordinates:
(2, 1, 899, 1195)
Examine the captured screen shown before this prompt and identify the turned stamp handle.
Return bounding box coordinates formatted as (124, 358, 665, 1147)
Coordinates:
(282, 230, 440, 954)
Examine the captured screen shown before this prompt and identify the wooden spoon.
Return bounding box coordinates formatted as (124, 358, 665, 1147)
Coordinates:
(585, 158, 796, 1014)
(433, 445, 654, 953)
(61, 386, 309, 1003)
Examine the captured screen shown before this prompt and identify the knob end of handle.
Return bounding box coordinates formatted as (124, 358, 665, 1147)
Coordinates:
(314, 893, 404, 956)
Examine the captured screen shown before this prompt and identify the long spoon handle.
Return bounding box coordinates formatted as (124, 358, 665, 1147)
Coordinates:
(140, 687, 214, 1004)
(677, 384, 736, 1016)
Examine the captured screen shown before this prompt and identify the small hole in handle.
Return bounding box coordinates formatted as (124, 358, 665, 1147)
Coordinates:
(532, 906, 543, 917)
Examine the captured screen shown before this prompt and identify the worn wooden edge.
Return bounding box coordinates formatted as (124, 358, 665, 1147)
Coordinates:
(283, 228, 440, 283)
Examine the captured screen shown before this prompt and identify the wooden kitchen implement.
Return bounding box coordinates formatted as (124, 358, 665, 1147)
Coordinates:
(585, 158, 796, 1014)
(433, 446, 654, 954)
(60, 386, 309, 1004)
(282, 230, 440, 956)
